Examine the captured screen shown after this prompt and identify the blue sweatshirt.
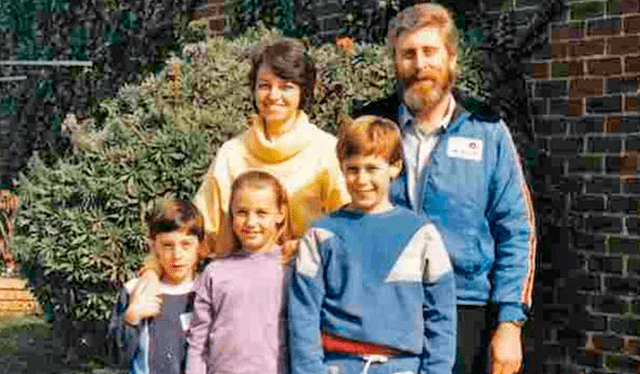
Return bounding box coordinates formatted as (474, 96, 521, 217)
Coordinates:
(288, 206, 456, 374)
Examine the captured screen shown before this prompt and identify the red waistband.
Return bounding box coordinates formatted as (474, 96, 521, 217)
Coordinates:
(321, 332, 403, 357)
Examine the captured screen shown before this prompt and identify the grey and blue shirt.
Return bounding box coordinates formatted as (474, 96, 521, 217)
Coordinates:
(288, 206, 457, 374)
(107, 278, 195, 374)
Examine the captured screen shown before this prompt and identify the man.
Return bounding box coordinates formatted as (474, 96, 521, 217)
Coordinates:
(354, 4, 536, 374)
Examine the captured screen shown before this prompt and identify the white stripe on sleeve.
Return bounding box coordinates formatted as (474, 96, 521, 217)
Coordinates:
(295, 228, 334, 278)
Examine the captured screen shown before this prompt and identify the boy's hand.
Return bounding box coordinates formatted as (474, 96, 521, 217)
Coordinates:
(489, 322, 523, 374)
(124, 275, 162, 326)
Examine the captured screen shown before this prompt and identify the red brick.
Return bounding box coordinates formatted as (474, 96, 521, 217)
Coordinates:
(623, 338, 640, 356)
(570, 77, 604, 97)
(552, 27, 572, 41)
(626, 55, 640, 73)
(608, 35, 640, 55)
(569, 60, 585, 76)
(606, 115, 623, 131)
(621, 151, 640, 176)
(552, 42, 570, 59)
(587, 57, 622, 76)
(621, 0, 640, 13)
(191, 7, 216, 20)
(208, 18, 224, 32)
(625, 96, 639, 111)
(625, 14, 640, 34)
(191, 0, 224, 19)
(534, 62, 550, 79)
(570, 38, 606, 57)
(552, 24, 587, 41)
(569, 98, 585, 115)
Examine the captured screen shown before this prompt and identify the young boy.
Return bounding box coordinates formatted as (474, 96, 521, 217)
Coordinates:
(107, 200, 205, 374)
(288, 115, 456, 374)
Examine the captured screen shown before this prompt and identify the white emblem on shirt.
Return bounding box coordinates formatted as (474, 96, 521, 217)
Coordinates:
(447, 137, 483, 162)
(180, 312, 193, 332)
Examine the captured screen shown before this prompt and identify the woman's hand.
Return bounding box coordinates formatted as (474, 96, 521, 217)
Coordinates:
(124, 272, 162, 326)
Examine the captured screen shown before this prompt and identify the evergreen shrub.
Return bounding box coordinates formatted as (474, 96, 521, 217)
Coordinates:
(11, 26, 483, 324)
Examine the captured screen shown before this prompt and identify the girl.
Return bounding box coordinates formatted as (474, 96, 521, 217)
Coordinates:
(187, 170, 292, 374)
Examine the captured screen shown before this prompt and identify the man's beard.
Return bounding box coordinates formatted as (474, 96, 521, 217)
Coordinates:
(400, 68, 452, 115)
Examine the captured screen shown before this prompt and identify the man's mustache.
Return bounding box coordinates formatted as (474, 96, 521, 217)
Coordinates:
(404, 73, 440, 88)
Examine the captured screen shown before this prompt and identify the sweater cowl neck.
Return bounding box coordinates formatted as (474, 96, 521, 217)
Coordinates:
(243, 111, 315, 163)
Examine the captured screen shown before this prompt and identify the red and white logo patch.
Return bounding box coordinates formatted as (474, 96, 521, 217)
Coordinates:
(447, 137, 483, 162)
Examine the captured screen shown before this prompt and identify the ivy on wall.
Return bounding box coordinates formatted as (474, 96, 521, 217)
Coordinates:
(0, 0, 206, 189)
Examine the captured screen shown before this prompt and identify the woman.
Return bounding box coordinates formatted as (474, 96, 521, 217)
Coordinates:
(193, 37, 349, 257)
(139, 38, 349, 281)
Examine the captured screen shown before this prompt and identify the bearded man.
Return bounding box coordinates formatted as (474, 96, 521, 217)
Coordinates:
(355, 4, 536, 374)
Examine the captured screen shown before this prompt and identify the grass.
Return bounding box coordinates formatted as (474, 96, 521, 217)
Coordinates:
(0, 316, 51, 356)
(0, 315, 123, 374)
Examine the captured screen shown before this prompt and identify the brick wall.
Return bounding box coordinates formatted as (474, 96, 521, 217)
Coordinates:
(191, 0, 225, 35)
(519, 0, 640, 372)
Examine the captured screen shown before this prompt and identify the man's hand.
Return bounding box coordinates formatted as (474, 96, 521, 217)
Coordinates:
(124, 273, 162, 326)
(489, 321, 523, 374)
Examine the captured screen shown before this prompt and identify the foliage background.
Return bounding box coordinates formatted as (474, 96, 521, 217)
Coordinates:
(10, 25, 484, 324)
(0, 0, 207, 190)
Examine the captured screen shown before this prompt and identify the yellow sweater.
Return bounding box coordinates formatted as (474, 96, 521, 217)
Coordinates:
(193, 111, 350, 241)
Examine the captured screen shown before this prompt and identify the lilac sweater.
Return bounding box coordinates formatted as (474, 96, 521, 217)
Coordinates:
(187, 248, 289, 374)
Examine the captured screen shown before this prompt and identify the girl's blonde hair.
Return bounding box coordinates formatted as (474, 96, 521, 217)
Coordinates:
(228, 170, 292, 253)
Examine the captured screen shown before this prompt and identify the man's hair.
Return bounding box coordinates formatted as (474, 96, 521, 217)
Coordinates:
(147, 200, 205, 241)
(228, 170, 291, 252)
(249, 38, 316, 111)
(387, 3, 459, 58)
(336, 115, 402, 164)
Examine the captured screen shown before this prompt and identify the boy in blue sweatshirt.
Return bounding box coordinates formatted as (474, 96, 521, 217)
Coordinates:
(288, 115, 456, 374)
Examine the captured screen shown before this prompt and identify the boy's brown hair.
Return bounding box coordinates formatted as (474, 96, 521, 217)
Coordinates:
(147, 199, 205, 243)
(336, 115, 403, 164)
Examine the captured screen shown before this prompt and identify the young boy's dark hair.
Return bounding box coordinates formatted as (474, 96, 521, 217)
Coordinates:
(147, 199, 205, 241)
(336, 115, 403, 164)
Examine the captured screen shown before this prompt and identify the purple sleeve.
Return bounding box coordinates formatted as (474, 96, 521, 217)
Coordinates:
(187, 271, 214, 374)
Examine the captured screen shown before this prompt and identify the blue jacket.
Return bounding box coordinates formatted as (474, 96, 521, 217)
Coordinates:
(288, 206, 456, 374)
(357, 95, 536, 322)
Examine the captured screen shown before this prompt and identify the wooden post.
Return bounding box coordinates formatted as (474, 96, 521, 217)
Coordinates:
(0, 190, 18, 274)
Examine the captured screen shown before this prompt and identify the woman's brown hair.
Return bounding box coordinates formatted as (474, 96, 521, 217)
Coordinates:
(249, 38, 316, 112)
